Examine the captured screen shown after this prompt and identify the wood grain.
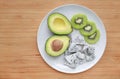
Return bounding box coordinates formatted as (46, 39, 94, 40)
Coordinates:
(0, 0, 120, 79)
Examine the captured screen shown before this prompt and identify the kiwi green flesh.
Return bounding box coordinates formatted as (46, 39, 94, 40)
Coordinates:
(88, 32, 97, 39)
(84, 30, 100, 44)
(75, 17, 83, 25)
(71, 14, 87, 29)
(80, 21, 97, 36)
(83, 25, 92, 32)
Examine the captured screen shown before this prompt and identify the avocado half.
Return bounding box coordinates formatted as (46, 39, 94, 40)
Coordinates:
(45, 35, 70, 56)
(80, 21, 97, 36)
(48, 13, 72, 35)
(71, 14, 87, 29)
(84, 29, 100, 44)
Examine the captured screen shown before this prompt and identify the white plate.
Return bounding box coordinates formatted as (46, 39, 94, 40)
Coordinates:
(37, 4, 106, 74)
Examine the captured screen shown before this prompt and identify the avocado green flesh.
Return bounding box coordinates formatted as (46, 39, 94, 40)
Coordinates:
(48, 13, 72, 35)
(80, 21, 97, 36)
(45, 36, 70, 56)
(71, 14, 87, 29)
(84, 30, 100, 44)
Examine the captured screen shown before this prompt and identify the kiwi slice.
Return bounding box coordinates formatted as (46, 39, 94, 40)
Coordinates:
(80, 21, 97, 36)
(71, 14, 87, 29)
(84, 29, 100, 44)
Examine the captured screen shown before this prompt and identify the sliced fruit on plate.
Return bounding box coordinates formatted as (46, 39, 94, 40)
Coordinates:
(71, 14, 88, 29)
(80, 21, 97, 36)
(45, 35, 70, 56)
(84, 29, 100, 44)
(48, 13, 72, 35)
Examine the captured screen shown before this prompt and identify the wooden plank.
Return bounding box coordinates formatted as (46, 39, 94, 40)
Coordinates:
(0, 0, 120, 79)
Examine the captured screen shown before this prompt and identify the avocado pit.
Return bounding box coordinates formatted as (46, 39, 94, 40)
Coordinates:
(51, 39, 63, 51)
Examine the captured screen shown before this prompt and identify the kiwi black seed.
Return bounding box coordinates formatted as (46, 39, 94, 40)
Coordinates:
(80, 21, 97, 36)
(84, 29, 100, 44)
(71, 14, 87, 29)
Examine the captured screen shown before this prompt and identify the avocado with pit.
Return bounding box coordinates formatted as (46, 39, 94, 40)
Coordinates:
(48, 13, 72, 35)
(71, 14, 88, 29)
(45, 35, 70, 56)
(80, 21, 97, 36)
(84, 29, 100, 44)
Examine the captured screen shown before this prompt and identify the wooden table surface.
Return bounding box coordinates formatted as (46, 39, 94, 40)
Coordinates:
(0, 0, 120, 79)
